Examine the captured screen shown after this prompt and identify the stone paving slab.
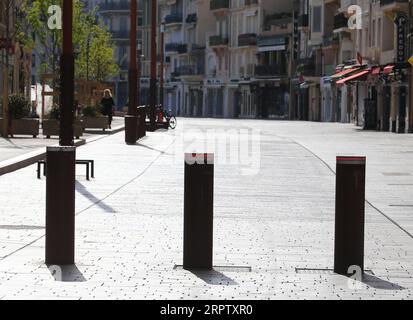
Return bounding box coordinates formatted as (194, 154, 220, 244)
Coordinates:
(0, 119, 412, 299)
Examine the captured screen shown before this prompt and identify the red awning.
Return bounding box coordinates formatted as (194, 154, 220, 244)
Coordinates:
(371, 67, 381, 76)
(384, 65, 395, 75)
(331, 67, 360, 79)
(336, 70, 370, 85)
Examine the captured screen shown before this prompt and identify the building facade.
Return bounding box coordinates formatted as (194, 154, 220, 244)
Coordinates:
(295, 0, 412, 133)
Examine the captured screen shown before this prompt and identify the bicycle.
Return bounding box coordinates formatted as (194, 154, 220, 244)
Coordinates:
(158, 108, 177, 130)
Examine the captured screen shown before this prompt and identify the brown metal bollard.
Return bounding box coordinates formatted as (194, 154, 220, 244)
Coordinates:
(334, 156, 366, 276)
(45, 146, 76, 265)
(183, 153, 214, 270)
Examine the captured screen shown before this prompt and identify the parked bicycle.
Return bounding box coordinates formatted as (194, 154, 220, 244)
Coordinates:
(157, 108, 177, 130)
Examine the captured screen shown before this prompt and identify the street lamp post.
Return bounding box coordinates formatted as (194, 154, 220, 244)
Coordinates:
(149, 0, 157, 131)
(45, 0, 76, 265)
(125, 0, 139, 144)
(160, 22, 165, 110)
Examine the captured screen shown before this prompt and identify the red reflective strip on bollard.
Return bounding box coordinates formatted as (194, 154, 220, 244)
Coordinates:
(185, 153, 214, 165)
(336, 156, 366, 165)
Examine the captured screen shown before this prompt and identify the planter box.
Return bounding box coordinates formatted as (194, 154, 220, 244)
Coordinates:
(82, 116, 109, 131)
(0, 118, 40, 137)
(42, 119, 84, 139)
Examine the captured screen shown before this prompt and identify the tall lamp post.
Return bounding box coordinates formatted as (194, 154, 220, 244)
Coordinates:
(45, 0, 76, 265)
(125, 0, 139, 144)
(149, 0, 157, 131)
(160, 22, 165, 110)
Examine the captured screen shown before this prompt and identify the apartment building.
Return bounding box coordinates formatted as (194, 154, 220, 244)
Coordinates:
(298, 0, 412, 133)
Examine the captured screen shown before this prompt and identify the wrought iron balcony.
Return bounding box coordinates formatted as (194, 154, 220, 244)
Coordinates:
(165, 43, 187, 54)
(296, 58, 322, 77)
(255, 65, 287, 78)
(209, 35, 229, 47)
(210, 0, 230, 11)
(245, 0, 258, 5)
(298, 14, 309, 28)
(177, 65, 204, 76)
(380, 0, 408, 6)
(164, 13, 183, 25)
(186, 13, 197, 24)
(333, 12, 348, 30)
(98, 1, 130, 11)
(238, 33, 257, 47)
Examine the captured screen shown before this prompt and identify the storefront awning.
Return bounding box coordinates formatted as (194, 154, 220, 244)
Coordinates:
(384, 65, 395, 75)
(336, 70, 370, 85)
(371, 67, 381, 76)
(331, 67, 360, 79)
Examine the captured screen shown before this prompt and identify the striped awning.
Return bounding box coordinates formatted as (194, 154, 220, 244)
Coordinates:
(336, 70, 370, 85)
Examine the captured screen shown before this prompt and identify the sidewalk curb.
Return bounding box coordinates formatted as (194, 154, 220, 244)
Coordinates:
(0, 139, 86, 177)
(0, 125, 124, 177)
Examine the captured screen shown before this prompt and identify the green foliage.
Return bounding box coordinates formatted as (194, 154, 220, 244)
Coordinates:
(8, 94, 31, 119)
(20, 0, 119, 82)
(82, 105, 102, 118)
(75, 14, 119, 81)
(21, 0, 63, 76)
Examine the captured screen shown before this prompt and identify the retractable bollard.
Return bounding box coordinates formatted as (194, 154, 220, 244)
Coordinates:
(334, 156, 366, 276)
(184, 153, 214, 270)
(45, 146, 76, 265)
(125, 115, 138, 144)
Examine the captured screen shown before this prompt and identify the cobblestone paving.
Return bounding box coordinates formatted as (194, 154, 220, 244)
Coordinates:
(0, 119, 412, 300)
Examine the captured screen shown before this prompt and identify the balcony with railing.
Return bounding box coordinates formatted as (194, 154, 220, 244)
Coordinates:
(210, 0, 230, 11)
(186, 13, 197, 24)
(263, 13, 292, 32)
(176, 65, 205, 77)
(296, 58, 322, 77)
(164, 13, 183, 26)
(98, 1, 130, 12)
(245, 0, 258, 6)
(255, 65, 287, 78)
(333, 12, 348, 31)
(209, 35, 229, 48)
(298, 14, 309, 28)
(238, 33, 257, 47)
(380, 0, 408, 6)
(189, 44, 206, 55)
(165, 43, 187, 54)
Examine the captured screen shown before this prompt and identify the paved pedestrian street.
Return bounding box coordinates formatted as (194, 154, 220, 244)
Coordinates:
(0, 119, 412, 300)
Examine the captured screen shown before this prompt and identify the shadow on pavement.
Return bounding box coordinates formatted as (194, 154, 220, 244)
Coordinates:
(190, 269, 238, 286)
(362, 274, 405, 290)
(0, 225, 44, 230)
(47, 264, 86, 282)
(75, 181, 116, 213)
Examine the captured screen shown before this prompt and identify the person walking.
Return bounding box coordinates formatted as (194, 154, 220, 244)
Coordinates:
(101, 89, 115, 129)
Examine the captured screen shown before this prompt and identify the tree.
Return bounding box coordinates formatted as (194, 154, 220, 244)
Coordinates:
(20, 0, 118, 84)
(75, 21, 119, 82)
(1, 0, 16, 137)
(21, 0, 63, 80)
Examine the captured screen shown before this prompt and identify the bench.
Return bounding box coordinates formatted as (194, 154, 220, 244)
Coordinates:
(37, 159, 95, 181)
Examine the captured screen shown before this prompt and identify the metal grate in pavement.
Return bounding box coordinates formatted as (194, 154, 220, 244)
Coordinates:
(174, 265, 252, 273)
(389, 205, 413, 207)
(295, 268, 374, 275)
